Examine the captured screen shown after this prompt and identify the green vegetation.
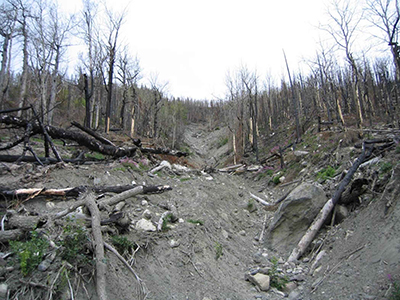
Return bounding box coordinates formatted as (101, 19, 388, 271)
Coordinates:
(316, 166, 336, 181)
(162, 214, 174, 231)
(396, 146, 400, 154)
(10, 231, 49, 276)
(390, 281, 400, 300)
(380, 162, 393, 174)
(86, 152, 106, 160)
(217, 136, 229, 148)
(113, 166, 127, 172)
(268, 257, 289, 291)
(214, 242, 223, 260)
(59, 219, 92, 267)
(272, 175, 281, 185)
(247, 199, 256, 212)
(179, 177, 192, 182)
(187, 219, 204, 225)
(111, 236, 137, 255)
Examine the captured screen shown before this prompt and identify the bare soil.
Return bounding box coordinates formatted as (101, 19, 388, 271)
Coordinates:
(0, 123, 399, 300)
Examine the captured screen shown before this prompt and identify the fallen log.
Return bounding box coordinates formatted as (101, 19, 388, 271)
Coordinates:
(85, 193, 107, 300)
(52, 185, 172, 219)
(287, 143, 369, 262)
(0, 115, 138, 158)
(71, 121, 116, 147)
(0, 185, 146, 199)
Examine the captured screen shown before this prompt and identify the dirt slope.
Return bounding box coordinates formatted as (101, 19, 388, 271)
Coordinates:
(1, 122, 399, 300)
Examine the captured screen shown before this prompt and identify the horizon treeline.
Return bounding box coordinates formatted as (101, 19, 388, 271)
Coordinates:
(0, 0, 399, 161)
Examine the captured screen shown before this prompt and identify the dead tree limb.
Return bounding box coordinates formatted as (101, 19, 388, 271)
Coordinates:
(98, 185, 172, 210)
(104, 242, 147, 299)
(30, 105, 63, 162)
(85, 193, 107, 300)
(287, 144, 369, 262)
(0, 185, 146, 199)
(0, 106, 31, 114)
(71, 121, 116, 147)
(0, 115, 138, 158)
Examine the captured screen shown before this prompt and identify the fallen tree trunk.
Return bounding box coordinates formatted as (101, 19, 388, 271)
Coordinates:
(0, 185, 148, 199)
(1, 115, 188, 159)
(287, 144, 369, 262)
(71, 121, 116, 147)
(85, 193, 107, 300)
(1, 115, 138, 158)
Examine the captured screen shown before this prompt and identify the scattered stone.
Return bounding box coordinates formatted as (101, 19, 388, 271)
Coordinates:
(302, 257, 310, 263)
(38, 251, 56, 272)
(142, 209, 152, 219)
(310, 250, 327, 275)
(292, 267, 303, 274)
(283, 282, 297, 294)
(0, 283, 8, 298)
(288, 290, 301, 300)
(270, 287, 286, 296)
(290, 274, 306, 282)
(335, 205, 349, 223)
(239, 230, 246, 236)
(294, 150, 309, 157)
(93, 177, 101, 185)
(135, 219, 156, 232)
(170, 239, 180, 248)
(247, 273, 270, 291)
(141, 200, 148, 206)
(221, 229, 229, 239)
(46, 202, 56, 210)
(279, 176, 286, 183)
(258, 267, 271, 275)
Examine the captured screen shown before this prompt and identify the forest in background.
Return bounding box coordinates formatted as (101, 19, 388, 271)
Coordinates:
(0, 0, 399, 164)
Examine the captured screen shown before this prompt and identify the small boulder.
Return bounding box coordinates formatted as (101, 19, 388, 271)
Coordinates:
(265, 183, 327, 254)
(135, 219, 156, 232)
(248, 273, 270, 291)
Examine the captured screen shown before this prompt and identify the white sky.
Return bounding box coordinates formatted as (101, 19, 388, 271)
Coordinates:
(60, 0, 350, 100)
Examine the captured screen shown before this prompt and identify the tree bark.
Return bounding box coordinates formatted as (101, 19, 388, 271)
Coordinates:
(85, 193, 107, 300)
(71, 121, 116, 146)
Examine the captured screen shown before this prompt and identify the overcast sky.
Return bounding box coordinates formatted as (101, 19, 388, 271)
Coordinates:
(61, 0, 339, 100)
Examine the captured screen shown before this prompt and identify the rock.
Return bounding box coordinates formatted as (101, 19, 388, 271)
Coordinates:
(221, 229, 229, 239)
(142, 209, 152, 219)
(288, 290, 301, 300)
(283, 281, 297, 294)
(335, 205, 349, 223)
(279, 176, 286, 183)
(239, 230, 246, 236)
(265, 183, 328, 254)
(290, 274, 306, 282)
(114, 201, 126, 211)
(141, 200, 148, 206)
(135, 219, 156, 232)
(0, 283, 7, 298)
(170, 239, 180, 248)
(248, 273, 270, 291)
(38, 251, 56, 271)
(294, 150, 309, 157)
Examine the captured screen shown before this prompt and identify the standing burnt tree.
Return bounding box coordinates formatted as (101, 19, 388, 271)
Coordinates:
(100, 5, 126, 134)
(323, 0, 365, 127)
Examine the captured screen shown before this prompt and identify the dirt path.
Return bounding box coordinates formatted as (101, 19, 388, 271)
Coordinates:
(183, 123, 230, 168)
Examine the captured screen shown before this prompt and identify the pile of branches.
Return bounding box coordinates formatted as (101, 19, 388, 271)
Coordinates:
(0, 106, 187, 165)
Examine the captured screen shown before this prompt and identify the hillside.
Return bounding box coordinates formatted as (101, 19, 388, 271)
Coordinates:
(0, 121, 399, 300)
